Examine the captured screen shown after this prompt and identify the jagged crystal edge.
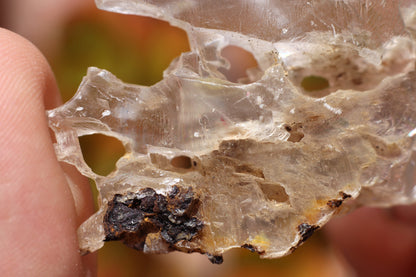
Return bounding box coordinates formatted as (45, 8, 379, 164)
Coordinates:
(48, 0, 416, 261)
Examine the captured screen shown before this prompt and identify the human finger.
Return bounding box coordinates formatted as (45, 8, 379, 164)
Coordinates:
(0, 28, 95, 276)
(325, 205, 416, 277)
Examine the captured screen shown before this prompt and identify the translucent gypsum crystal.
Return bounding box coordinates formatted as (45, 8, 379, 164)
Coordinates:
(47, 0, 416, 263)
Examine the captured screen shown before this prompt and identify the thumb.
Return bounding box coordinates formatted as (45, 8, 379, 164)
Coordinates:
(0, 28, 95, 276)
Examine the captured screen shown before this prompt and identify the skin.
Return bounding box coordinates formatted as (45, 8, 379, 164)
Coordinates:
(0, 26, 415, 276)
(0, 28, 96, 276)
(326, 205, 416, 277)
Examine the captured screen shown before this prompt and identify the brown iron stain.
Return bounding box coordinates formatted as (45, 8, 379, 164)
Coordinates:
(297, 223, 319, 246)
(257, 181, 289, 203)
(207, 254, 224, 264)
(210, 153, 265, 179)
(327, 199, 343, 208)
(241, 243, 266, 255)
(327, 191, 352, 208)
(235, 164, 265, 178)
(340, 192, 352, 199)
(361, 133, 402, 158)
(284, 123, 304, 142)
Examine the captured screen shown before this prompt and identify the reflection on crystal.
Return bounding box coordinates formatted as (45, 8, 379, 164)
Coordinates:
(48, 0, 416, 262)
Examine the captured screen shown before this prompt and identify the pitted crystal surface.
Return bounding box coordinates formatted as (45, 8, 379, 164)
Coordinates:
(48, 0, 416, 262)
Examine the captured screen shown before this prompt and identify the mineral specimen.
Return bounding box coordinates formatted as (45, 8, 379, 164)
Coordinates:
(48, 0, 416, 263)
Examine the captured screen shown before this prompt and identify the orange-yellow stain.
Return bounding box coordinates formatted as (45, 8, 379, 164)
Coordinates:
(251, 234, 270, 250)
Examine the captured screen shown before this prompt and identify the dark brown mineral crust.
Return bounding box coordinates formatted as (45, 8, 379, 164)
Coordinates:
(327, 191, 352, 208)
(297, 223, 320, 244)
(104, 186, 203, 252)
(241, 243, 266, 255)
(207, 254, 224, 264)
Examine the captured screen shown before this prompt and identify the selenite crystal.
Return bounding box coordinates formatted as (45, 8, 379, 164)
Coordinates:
(48, 0, 416, 262)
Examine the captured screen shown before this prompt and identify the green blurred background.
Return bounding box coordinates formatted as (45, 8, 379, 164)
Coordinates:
(1, 1, 352, 276)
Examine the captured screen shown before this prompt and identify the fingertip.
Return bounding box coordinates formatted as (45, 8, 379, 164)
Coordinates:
(0, 27, 60, 109)
(326, 207, 416, 276)
(0, 28, 95, 276)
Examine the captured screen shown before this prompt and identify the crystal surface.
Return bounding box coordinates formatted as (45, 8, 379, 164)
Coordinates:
(48, 0, 416, 262)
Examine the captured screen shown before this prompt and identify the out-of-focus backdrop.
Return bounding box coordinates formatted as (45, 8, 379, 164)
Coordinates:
(1, 1, 353, 276)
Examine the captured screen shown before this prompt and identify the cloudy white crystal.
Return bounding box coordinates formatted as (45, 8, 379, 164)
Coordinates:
(48, 0, 416, 261)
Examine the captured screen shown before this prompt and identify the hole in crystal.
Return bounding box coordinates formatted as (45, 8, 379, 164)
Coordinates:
(301, 75, 329, 92)
(171, 156, 193, 169)
(258, 182, 289, 203)
(79, 134, 125, 176)
(219, 45, 260, 83)
(284, 123, 304, 143)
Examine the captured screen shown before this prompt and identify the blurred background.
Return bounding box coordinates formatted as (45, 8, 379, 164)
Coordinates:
(0, 1, 354, 276)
